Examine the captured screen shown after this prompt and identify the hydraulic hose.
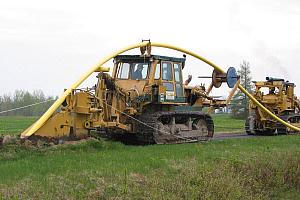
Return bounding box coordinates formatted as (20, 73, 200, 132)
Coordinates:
(21, 41, 300, 138)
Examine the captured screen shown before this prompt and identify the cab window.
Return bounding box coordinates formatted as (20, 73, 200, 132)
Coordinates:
(162, 62, 173, 81)
(117, 63, 130, 79)
(174, 63, 182, 83)
(163, 82, 174, 91)
(176, 83, 183, 96)
(174, 63, 184, 97)
(154, 63, 160, 79)
(131, 63, 149, 80)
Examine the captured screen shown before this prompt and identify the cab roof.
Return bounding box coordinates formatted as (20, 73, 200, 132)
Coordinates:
(114, 55, 186, 67)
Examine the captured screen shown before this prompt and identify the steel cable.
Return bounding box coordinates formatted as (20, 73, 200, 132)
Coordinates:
(0, 99, 55, 114)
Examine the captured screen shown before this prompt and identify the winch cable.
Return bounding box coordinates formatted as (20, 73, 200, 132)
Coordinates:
(21, 41, 300, 138)
(0, 99, 55, 135)
(0, 99, 54, 115)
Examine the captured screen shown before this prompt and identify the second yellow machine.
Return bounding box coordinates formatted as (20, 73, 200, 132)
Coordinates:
(246, 77, 300, 135)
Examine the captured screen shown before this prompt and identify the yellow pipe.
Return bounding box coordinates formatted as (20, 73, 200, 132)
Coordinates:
(21, 41, 150, 138)
(21, 41, 300, 138)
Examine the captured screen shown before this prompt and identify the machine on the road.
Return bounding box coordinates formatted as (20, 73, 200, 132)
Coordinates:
(246, 77, 300, 135)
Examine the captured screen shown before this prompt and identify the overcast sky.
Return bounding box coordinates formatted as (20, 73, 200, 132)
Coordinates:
(1, 0, 300, 97)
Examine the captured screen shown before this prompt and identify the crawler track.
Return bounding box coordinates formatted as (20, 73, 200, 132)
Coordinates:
(245, 113, 300, 135)
(123, 111, 214, 144)
(60, 111, 300, 145)
(277, 114, 300, 134)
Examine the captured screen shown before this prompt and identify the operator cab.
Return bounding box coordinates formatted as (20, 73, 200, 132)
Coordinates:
(113, 55, 186, 102)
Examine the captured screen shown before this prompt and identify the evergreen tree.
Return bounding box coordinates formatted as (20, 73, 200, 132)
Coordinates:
(230, 61, 253, 119)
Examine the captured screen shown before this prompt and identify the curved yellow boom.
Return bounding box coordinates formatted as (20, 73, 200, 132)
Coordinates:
(21, 41, 300, 138)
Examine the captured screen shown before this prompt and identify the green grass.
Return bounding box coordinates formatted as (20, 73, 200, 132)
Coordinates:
(1, 115, 300, 199)
(1, 136, 300, 199)
(0, 116, 37, 136)
(212, 114, 245, 133)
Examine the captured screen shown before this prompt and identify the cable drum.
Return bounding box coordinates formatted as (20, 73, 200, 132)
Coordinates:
(227, 67, 239, 88)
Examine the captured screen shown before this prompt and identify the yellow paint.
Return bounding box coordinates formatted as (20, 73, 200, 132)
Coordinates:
(21, 41, 300, 138)
(94, 66, 110, 72)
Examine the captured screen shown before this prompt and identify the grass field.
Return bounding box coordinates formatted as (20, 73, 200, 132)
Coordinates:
(0, 116, 37, 136)
(1, 115, 300, 199)
(212, 114, 245, 133)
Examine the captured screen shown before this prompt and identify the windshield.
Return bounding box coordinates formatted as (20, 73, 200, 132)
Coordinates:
(117, 62, 149, 80)
(258, 87, 279, 95)
(131, 63, 149, 80)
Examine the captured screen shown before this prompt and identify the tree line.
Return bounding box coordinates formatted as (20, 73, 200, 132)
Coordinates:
(0, 90, 56, 116)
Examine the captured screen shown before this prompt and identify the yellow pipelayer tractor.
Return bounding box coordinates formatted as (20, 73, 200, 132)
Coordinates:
(21, 45, 240, 144)
(246, 77, 300, 135)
